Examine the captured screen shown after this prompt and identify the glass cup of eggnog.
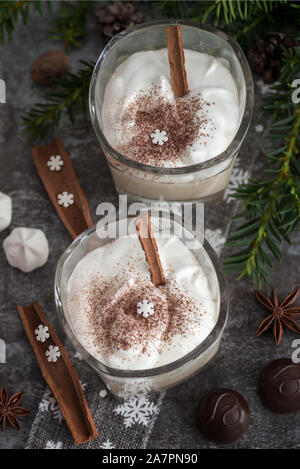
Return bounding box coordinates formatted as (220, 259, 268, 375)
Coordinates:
(89, 20, 253, 205)
(55, 212, 228, 397)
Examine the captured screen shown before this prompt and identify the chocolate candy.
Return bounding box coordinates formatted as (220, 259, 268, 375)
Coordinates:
(258, 358, 300, 414)
(197, 388, 250, 444)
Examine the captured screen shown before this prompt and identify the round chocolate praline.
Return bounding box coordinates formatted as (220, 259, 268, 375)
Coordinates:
(197, 388, 250, 444)
(258, 358, 300, 414)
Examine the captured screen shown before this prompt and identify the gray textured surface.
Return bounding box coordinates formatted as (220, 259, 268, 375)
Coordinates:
(0, 3, 299, 450)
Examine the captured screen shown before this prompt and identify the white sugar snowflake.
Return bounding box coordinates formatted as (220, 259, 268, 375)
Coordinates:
(255, 124, 264, 133)
(114, 396, 158, 428)
(150, 129, 168, 146)
(205, 228, 226, 256)
(136, 299, 154, 318)
(100, 439, 115, 449)
(45, 440, 63, 449)
(74, 351, 82, 360)
(34, 324, 50, 343)
(57, 191, 74, 208)
(224, 166, 250, 201)
(47, 155, 64, 171)
(46, 345, 61, 362)
(99, 389, 107, 398)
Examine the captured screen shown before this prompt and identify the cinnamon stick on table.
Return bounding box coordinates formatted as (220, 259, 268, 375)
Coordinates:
(31, 138, 93, 240)
(136, 212, 165, 287)
(166, 25, 189, 98)
(17, 302, 98, 445)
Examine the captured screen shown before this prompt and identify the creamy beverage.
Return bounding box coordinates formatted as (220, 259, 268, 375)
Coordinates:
(90, 22, 253, 204)
(56, 212, 228, 395)
(66, 218, 219, 370)
(101, 49, 240, 168)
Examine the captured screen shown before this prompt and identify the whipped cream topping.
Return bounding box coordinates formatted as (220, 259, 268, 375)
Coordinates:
(101, 48, 240, 167)
(67, 219, 219, 370)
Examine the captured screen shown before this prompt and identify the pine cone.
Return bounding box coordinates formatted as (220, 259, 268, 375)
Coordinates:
(249, 32, 294, 84)
(96, 1, 144, 39)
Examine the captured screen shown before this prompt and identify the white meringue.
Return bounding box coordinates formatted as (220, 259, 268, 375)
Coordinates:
(3, 227, 49, 272)
(0, 192, 12, 232)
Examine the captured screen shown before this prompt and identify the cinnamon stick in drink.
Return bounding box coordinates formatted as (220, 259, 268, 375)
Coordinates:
(166, 25, 189, 98)
(136, 213, 166, 287)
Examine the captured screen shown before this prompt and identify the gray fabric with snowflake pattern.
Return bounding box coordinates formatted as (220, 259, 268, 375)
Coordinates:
(25, 155, 252, 449)
(26, 354, 165, 449)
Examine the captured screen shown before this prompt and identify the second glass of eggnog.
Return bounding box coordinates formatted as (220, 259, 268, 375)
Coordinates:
(89, 20, 254, 205)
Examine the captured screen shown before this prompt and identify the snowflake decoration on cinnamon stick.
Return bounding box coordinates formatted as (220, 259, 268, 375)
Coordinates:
(57, 191, 74, 208)
(34, 324, 50, 343)
(47, 155, 64, 171)
(46, 345, 61, 363)
(255, 287, 300, 345)
(0, 386, 30, 431)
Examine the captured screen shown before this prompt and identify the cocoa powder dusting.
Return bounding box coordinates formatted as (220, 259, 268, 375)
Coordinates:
(84, 274, 203, 357)
(117, 85, 213, 165)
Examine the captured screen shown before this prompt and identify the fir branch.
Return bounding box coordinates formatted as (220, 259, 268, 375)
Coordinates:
(224, 42, 300, 287)
(156, 0, 290, 42)
(155, 1, 199, 18)
(0, 0, 45, 44)
(21, 60, 95, 140)
(193, 0, 287, 27)
(158, 0, 288, 23)
(51, 0, 92, 52)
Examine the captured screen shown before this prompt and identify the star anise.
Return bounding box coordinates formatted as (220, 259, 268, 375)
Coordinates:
(0, 386, 30, 431)
(255, 287, 300, 345)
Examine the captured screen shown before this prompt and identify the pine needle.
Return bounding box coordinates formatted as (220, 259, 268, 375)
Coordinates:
(0, 0, 47, 44)
(224, 40, 300, 287)
(21, 60, 95, 140)
(51, 0, 92, 52)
